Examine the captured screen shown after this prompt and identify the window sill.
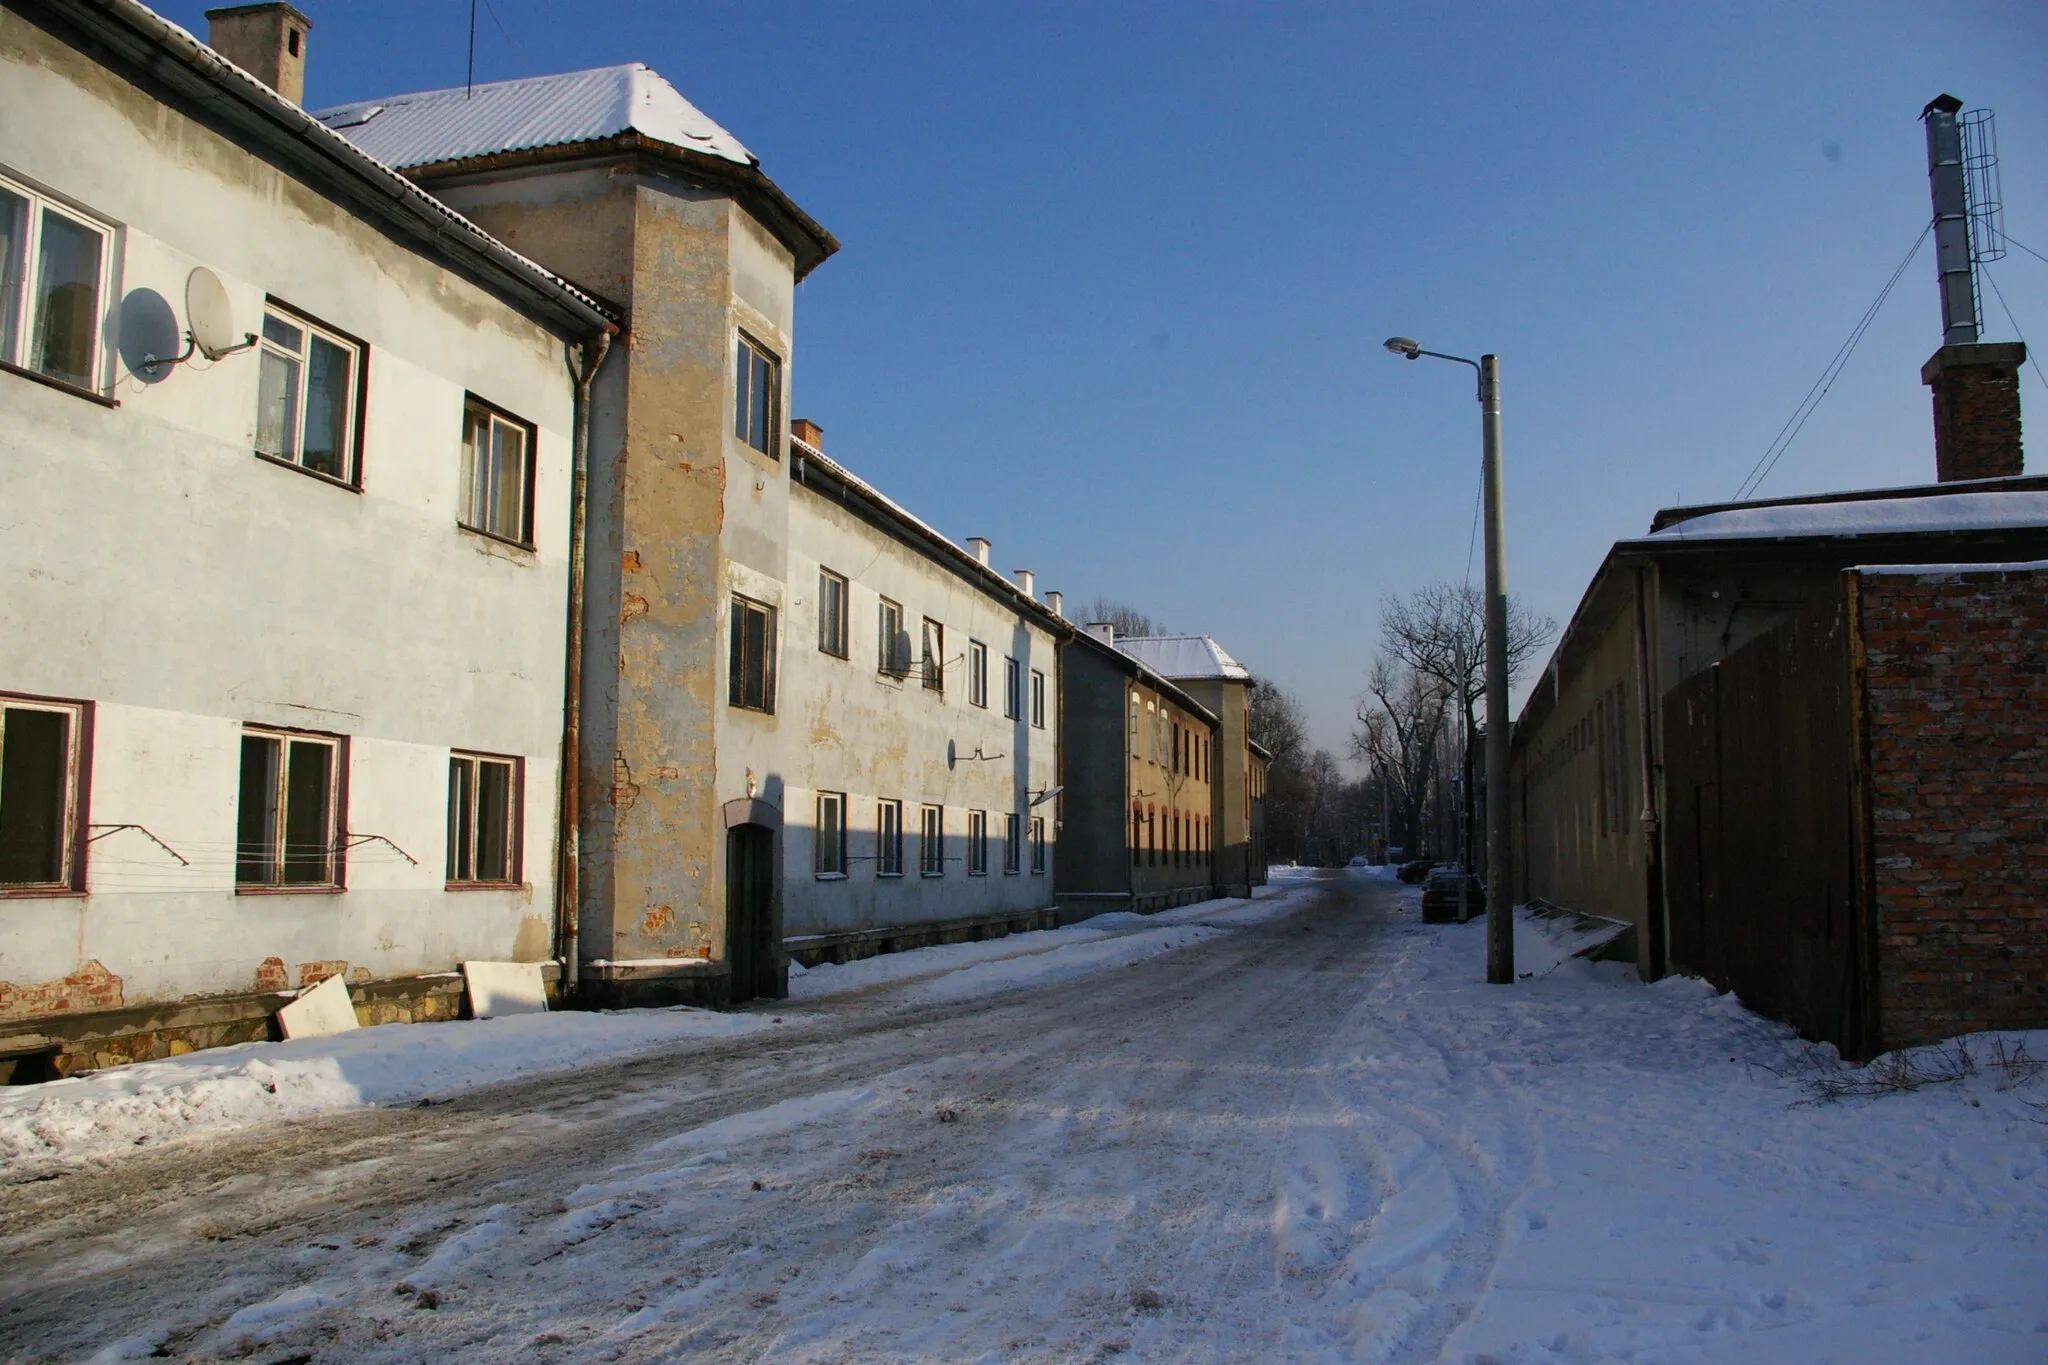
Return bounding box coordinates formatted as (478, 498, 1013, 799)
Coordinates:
(255, 450, 360, 492)
(820, 648, 850, 661)
(1002, 869, 1021, 877)
(236, 884, 346, 896)
(967, 871, 987, 878)
(446, 880, 528, 892)
(877, 871, 904, 879)
(728, 703, 777, 717)
(920, 872, 945, 879)
(457, 521, 534, 553)
(1, 359, 117, 408)
(814, 871, 848, 881)
(0, 886, 86, 899)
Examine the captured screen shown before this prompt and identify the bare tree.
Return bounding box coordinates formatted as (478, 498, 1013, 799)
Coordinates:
(1377, 582, 1556, 866)
(1351, 657, 1450, 857)
(1076, 597, 1163, 639)
(1248, 681, 1312, 862)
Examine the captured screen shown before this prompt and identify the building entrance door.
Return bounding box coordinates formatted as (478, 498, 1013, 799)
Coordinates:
(725, 824, 774, 1004)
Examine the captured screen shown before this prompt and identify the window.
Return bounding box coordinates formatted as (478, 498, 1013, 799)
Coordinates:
(1004, 656, 1022, 720)
(1131, 807, 1143, 867)
(1130, 694, 1140, 755)
(919, 804, 944, 876)
(729, 595, 777, 713)
(237, 729, 342, 889)
(734, 332, 781, 459)
(1146, 701, 1157, 764)
(1031, 669, 1047, 729)
(817, 569, 849, 657)
(1030, 817, 1047, 874)
(968, 641, 989, 708)
(447, 753, 520, 885)
(1003, 812, 1021, 874)
(815, 791, 847, 877)
(1148, 807, 1158, 866)
(460, 397, 536, 545)
(879, 598, 909, 676)
(0, 697, 88, 892)
(0, 177, 108, 391)
(877, 799, 904, 876)
(255, 305, 361, 484)
(922, 618, 945, 692)
(968, 810, 988, 875)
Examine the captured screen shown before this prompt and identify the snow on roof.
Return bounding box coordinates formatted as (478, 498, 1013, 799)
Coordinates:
(312, 64, 754, 171)
(1116, 636, 1252, 682)
(1853, 558, 2048, 576)
(1638, 490, 2048, 544)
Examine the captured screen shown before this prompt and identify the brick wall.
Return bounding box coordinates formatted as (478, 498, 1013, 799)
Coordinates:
(1857, 563, 2048, 1048)
(1922, 343, 2026, 483)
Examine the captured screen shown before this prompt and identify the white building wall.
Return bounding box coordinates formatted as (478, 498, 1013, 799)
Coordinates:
(0, 26, 577, 1010)
(757, 483, 1061, 938)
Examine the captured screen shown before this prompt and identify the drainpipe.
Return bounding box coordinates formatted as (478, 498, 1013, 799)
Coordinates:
(559, 329, 614, 995)
(1632, 565, 1666, 979)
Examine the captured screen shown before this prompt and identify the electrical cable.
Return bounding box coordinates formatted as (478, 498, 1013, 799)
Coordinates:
(1980, 264, 2048, 396)
(1732, 223, 1930, 501)
(2002, 233, 2048, 269)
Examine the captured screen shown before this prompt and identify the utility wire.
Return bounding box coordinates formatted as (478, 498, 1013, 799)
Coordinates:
(1981, 264, 2048, 396)
(1733, 223, 1931, 501)
(2002, 233, 2048, 269)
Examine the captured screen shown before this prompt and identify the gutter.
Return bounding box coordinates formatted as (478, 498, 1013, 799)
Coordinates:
(557, 331, 613, 993)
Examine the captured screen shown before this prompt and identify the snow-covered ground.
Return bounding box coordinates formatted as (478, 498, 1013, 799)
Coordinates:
(1, 869, 2042, 1364)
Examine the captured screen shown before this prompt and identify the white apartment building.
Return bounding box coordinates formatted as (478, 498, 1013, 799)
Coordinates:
(0, 0, 613, 1065)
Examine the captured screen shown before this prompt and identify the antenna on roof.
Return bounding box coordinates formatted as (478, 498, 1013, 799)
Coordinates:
(466, 0, 477, 99)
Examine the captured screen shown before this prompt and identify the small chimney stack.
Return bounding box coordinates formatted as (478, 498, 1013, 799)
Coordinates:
(1045, 590, 1064, 619)
(1924, 343, 2026, 481)
(967, 537, 990, 567)
(1087, 622, 1117, 645)
(790, 418, 823, 450)
(1012, 569, 1035, 600)
(206, 4, 312, 105)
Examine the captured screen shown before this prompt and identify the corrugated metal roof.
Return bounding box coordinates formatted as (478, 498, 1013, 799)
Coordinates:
(312, 64, 754, 170)
(1116, 636, 1252, 682)
(1631, 490, 2048, 544)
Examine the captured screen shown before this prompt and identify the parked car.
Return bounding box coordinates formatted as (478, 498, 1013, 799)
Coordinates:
(1396, 858, 1438, 884)
(1421, 866, 1486, 923)
(1347, 855, 1370, 868)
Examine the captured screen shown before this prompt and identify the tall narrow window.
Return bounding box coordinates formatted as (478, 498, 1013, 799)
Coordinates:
(734, 332, 781, 458)
(818, 568, 849, 657)
(1129, 694, 1140, 755)
(237, 729, 342, 889)
(1131, 807, 1143, 867)
(878, 598, 908, 676)
(729, 596, 777, 713)
(1003, 812, 1021, 874)
(0, 178, 108, 391)
(919, 804, 944, 876)
(877, 799, 904, 876)
(815, 791, 847, 876)
(968, 641, 989, 708)
(1031, 669, 1047, 729)
(447, 752, 520, 885)
(256, 304, 361, 483)
(1030, 817, 1047, 874)
(1004, 657, 1022, 719)
(0, 697, 87, 891)
(460, 397, 536, 545)
(922, 618, 945, 692)
(967, 810, 988, 875)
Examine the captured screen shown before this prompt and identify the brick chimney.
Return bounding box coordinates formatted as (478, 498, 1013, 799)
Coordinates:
(790, 417, 823, 450)
(206, 4, 312, 106)
(1923, 342, 2025, 481)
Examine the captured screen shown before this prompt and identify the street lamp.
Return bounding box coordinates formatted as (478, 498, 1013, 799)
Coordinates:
(1384, 336, 1514, 985)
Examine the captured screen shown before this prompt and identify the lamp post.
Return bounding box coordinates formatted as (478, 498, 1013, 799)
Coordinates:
(1384, 337, 1514, 984)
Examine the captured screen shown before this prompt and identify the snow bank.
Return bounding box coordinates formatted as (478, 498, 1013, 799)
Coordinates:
(0, 1006, 773, 1175)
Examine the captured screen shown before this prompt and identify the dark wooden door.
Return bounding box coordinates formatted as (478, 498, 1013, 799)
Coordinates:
(726, 825, 773, 1005)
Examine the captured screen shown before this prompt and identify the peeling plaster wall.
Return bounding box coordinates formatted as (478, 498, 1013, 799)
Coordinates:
(0, 19, 578, 1013)
(777, 482, 1060, 936)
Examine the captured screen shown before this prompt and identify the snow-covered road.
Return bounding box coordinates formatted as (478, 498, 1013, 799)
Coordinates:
(1, 871, 2043, 1363)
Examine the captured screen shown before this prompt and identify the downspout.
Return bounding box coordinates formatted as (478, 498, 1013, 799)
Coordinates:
(1631, 565, 1667, 979)
(558, 329, 614, 995)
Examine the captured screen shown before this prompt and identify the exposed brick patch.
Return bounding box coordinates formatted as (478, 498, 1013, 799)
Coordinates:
(296, 960, 349, 988)
(1859, 565, 2048, 1048)
(0, 960, 124, 1022)
(252, 957, 290, 993)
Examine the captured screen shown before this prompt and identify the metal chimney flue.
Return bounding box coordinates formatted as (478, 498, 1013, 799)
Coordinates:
(1922, 94, 1978, 347)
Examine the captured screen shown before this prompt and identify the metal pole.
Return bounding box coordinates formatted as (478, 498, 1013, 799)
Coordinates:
(1480, 354, 1514, 983)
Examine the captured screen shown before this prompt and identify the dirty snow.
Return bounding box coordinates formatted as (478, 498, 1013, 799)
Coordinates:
(2, 870, 2043, 1364)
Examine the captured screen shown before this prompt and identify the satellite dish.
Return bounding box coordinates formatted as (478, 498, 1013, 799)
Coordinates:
(186, 268, 240, 360)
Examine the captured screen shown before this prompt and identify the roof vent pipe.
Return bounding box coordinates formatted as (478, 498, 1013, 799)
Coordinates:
(968, 537, 990, 567)
(1012, 569, 1035, 600)
(1046, 590, 1063, 619)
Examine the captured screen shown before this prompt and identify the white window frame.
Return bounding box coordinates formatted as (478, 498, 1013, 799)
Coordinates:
(919, 803, 944, 877)
(815, 790, 847, 878)
(968, 640, 989, 708)
(967, 809, 988, 876)
(236, 726, 345, 891)
(1004, 656, 1022, 720)
(1031, 669, 1047, 729)
(254, 302, 362, 486)
(876, 798, 904, 877)
(460, 395, 537, 546)
(0, 694, 90, 894)
(818, 568, 850, 658)
(0, 173, 112, 394)
(447, 751, 522, 887)
(921, 618, 945, 693)
(879, 598, 909, 677)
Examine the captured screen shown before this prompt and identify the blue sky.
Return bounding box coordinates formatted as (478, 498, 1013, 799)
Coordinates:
(162, 1, 2048, 759)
